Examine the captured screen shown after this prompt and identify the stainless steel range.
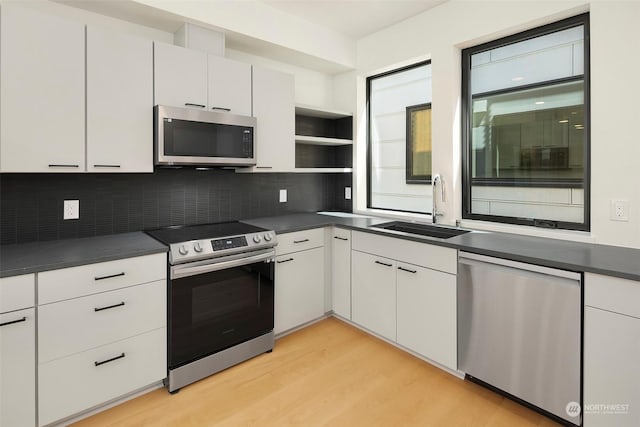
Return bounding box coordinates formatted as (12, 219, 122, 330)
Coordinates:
(146, 221, 277, 393)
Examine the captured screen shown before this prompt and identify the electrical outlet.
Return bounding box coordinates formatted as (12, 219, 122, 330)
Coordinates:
(279, 189, 287, 203)
(345, 187, 352, 200)
(610, 199, 629, 221)
(64, 200, 79, 220)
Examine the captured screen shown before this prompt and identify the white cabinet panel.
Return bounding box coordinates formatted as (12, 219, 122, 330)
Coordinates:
(38, 253, 166, 305)
(0, 308, 36, 427)
(584, 307, 640, 427)
(0, 5, 85, 172)
(38, 280, 166, 363)
(585, 273, 640, 319)
(87, 27, 153, 172)
(0, 274, 35, 313)
(396, 264, 457, 370)
(251, 65, 295, 171)
(38, 327, 166, 427)
(207, 55, 252, 116)
(275, 228, 325, 256)
(153, 42, 207, 109)
(275, 247, 325, 334)
(351, 250, 396, 341)
(331, 228, 351, 319)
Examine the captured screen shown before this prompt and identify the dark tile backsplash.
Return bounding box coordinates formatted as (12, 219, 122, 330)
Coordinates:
(0, 169, 352, 245)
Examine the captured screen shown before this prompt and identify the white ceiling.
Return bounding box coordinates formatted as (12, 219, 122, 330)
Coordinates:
(262, 0, 448, 39)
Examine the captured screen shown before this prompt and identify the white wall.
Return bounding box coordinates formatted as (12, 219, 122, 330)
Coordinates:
(354, 0, 640, 249)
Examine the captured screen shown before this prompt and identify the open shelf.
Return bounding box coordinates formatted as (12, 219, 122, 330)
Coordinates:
(295, 135, 352, 146)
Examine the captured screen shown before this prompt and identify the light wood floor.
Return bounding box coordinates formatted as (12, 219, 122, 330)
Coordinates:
(73, 317, 560, 427)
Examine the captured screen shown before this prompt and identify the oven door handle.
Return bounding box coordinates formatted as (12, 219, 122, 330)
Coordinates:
(170, 250, 275, 279)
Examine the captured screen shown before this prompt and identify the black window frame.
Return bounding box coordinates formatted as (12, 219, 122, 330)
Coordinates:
(461, 13, 591, 231)
(406, 102, 432, 184)
(367, 60, 431, 213)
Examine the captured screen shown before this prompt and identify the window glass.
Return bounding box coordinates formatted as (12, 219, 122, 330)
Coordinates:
(368, 62, 432, 214)
(462, 15, 589, 230)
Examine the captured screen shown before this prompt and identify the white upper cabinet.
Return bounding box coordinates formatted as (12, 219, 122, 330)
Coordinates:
(250, 65, 295, 171)
(87, 27, 153, 172)
(207, 55, 252, 116)
(1, 5, 85, 172)
(153, 41, 208, 109)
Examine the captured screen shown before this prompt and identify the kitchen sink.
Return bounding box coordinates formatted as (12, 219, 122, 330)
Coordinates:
(372, 221, 471, 239)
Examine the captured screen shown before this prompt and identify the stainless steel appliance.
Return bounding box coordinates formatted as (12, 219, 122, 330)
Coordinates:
(458, 252, 582, 426)
(146, 222, 277, 393)
(154, 105, 256, 167)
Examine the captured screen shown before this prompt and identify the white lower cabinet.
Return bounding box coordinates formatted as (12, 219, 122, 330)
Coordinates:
(37, 253, 167, 426)
(331, 228, 351, 319)
(274, 229, 326, 334)
(0, 308, 36, 427)
(351, 251, 397, 341)
(38, 328, 166, 427)
(396, 264, 457, 370)
(584, 273, 640, 427)
(350, 231, 458, 368)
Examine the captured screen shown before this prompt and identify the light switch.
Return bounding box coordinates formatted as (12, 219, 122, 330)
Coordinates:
(279, 189, 287, 203)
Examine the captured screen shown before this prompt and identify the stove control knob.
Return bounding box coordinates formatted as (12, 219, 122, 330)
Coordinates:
(193, 242, 203, 253)
(178, 245, 189, 256)
(253, 235, 261, 243)
(264, 233, 272, 242)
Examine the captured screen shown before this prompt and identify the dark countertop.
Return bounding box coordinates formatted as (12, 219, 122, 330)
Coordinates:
(245, 213, 640, 282)
(0, 232, 167, 278)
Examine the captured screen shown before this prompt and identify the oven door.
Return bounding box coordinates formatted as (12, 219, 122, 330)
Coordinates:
(168, 249, 274, 370)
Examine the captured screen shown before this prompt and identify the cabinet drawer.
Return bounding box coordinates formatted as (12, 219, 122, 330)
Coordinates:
(352, 231, 457, 274)
(275, 228, 325, 255)
(38, 280, 166, 363)
(38, 253, 166, 304)
(585, 273, 640, 319)
(38, 327, 166, 427)
(0, 274, 35, 313)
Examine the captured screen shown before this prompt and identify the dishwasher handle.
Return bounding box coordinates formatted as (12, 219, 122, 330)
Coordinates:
(459, 251, 581, 282)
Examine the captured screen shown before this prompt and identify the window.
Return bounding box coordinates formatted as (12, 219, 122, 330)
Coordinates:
(462, 14, 590, 231)
(368, 61, 432, 214)
(406, 103, 432, 183)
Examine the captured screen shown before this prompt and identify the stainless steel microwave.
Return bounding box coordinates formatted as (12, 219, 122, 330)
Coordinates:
(154, 105, 257, 167)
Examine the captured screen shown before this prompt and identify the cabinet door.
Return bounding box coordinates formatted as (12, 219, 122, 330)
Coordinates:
(87, 27, 153, 172)
(0, 308, 36, 427)
(396, 264, 457, 370)
(251, 65, 295, 171)
(153, 42, 207, 109)
(331, 228, 351, 319)
(207, 55, 252, 116)
(584, 307, 640, 427)
(351, 251, 396, 341)
(275, 247, 325, 334)
(0, 5, 85, 172)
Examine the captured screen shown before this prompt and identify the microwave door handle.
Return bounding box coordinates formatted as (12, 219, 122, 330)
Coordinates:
(171, 251, 275, 279)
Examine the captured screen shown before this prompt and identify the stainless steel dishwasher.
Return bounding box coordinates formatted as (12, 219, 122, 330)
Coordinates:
(458, 252, 582, 426)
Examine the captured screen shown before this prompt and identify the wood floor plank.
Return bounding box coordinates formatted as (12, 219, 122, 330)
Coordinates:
(72, 318, 560, 427)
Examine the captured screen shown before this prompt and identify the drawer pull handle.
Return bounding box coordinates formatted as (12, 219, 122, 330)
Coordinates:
(93, 164, 121, 168)
(94, 352, 126, 367)
(184, 103, 206, 108)
(48, 164, 79, 168)
(333, 236, 349, 241)
(293, 239, 310, 244)
(277, 258, 294, 264)
(0, 317, 27, 328)
(211, 107, 231, 112)
(375, 260, 392, 267)
(95, 272, 125, 281)
(94, 301, 125, 312)
(398, 266, 417, 274)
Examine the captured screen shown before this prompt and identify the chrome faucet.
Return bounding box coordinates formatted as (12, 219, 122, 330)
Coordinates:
(432, 173, 445, 224)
